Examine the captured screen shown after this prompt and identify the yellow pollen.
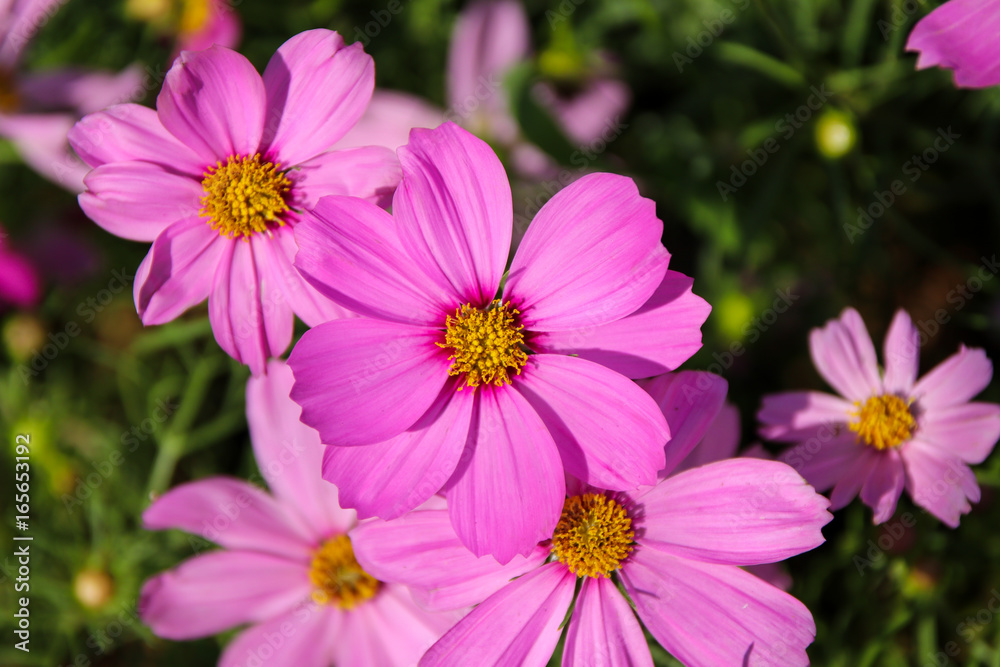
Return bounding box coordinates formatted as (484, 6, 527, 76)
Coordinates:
(848, 394, 916, 450)
(200, 154, 291, 239)
(438, 300, 528, 388)
(307, 535, 380, 609)
(551, 494, 634, 578)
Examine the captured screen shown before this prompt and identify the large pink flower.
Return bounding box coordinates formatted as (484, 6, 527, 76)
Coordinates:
(288, 121, 710, 562)
(350, 376, 830, 667)
(907, 0, 1000, 88)
(759, 308, 1000, 526)
(69, 30, 402, 374)
(139, 360, 455, 667)
(0, 0, 143, 191)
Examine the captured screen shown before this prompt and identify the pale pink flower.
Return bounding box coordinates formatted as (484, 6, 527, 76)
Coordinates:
(760, 307, 1000, 526)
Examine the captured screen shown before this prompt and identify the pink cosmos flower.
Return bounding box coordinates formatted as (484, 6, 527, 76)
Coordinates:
(350, 372, 831, 667)
(288, 121, 710, 563)
(173, 0, 242, 56)
(68, 30, 402, 374)
(759, 307, 1000, 526)
(0, 223, 40, 309)
(0, 0, 143, 191)
(907, 0, 1000, 88)
(140, 360, 454, 667)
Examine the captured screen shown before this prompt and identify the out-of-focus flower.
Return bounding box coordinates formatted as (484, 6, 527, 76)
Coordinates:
(759, 308, 1000, 527)
(289, 122, 709, 563)
(140, 360, 455, 667)
(74, 568, 115, 610)
(0, 223, 41, 309)
(352, 375, 830, 666)
(125, 0, 242, 60)
(69, 30, 401, 374)
(906, 0, 1000, 88)
(0, 0, 143, 191)
(814, 108, 857, 159)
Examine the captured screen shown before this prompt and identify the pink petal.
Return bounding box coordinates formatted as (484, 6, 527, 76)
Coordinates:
(622, 548, 815, 667)
(420, 562, 575, 667)
(446, 0, 528, 142)
(918, 401, 1000, 464)
(758, 391, 855, 442)
(337, 585, 456, 667)
(673, 403, 741, 474)
(829, 446, 879, 511)
(906, 0, 1000, 88)
(643, 371, 728, 477)
(323, 384, 474, 520)
(445, 386, 565, 563)
(0, 244, 40, 308)
(778, 430, 865, 493)
(562, 576, 653, 667)
(139, 550, 311, 639)
(0, 112, 87, 192)
(515, 354, 668, 490)
(0, 0, 64, 66)
(176, 0, 242, 55)
(157, 46, 265, 162)
(903, 440, 980, 527)
(532, 270, 709, 379)
(219, 603, 338, 667)
(134, 218, 225, 325)
(634, 459, 830, 566)
(334, 89, 443, 152)
(209, 238, 293, 375)
(288, 317, 449, 447)
(291, 146, 400, 209)
(142, 477, 316, 558)
(260, 30, 373, 166)
(294, 196, 455, 326)
(79, 162, 202, 242)
(258, 225, 353, 327)
(859, 449, 905, 524)
(809, 308, 882, 401)
(882, 309, 920, 395)
(69, 104, 206, 173)
(912, 345, 993, 410)
(534, 76, 631, 146)
(504, 173, 668, 332)
(393, 122, 511, 306)
(350, 508, 549, 612)
(246, 360, 356, 538)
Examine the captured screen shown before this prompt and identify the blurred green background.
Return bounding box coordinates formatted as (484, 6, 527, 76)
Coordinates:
(2, 0, 1000, 665)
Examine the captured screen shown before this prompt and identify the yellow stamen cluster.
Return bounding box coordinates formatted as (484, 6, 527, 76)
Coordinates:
(439, 300, 528, 388)
(551, 494, 634, 578)
(308, 535, 380, 609)
(200, 154, 291, 239)
(848, 394, 916, 450)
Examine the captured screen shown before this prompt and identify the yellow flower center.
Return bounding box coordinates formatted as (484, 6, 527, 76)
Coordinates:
(308, 535, 380, 609)
(179, 0, 211, 34)
(439, 300, 528, 389)
(551, 493, 634, 578)
(848, 394, 916, 450)
(200, 154, 291, 239)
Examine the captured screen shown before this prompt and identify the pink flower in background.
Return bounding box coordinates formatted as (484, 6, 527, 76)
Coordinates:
(173, 0, 242, 56)
(759, 308, 1000, 526)
(649, 373, 793, 590)
(289, 122, 709, 563)
(334, 89, 444, 152)
(140, 360, 455, 667)
(907, 0, 1000, 88)
(351, 377, 830, 666)
(0, 223, 40, 309)
(69, 30, 401, 374)
(0, 0, 143, 191)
